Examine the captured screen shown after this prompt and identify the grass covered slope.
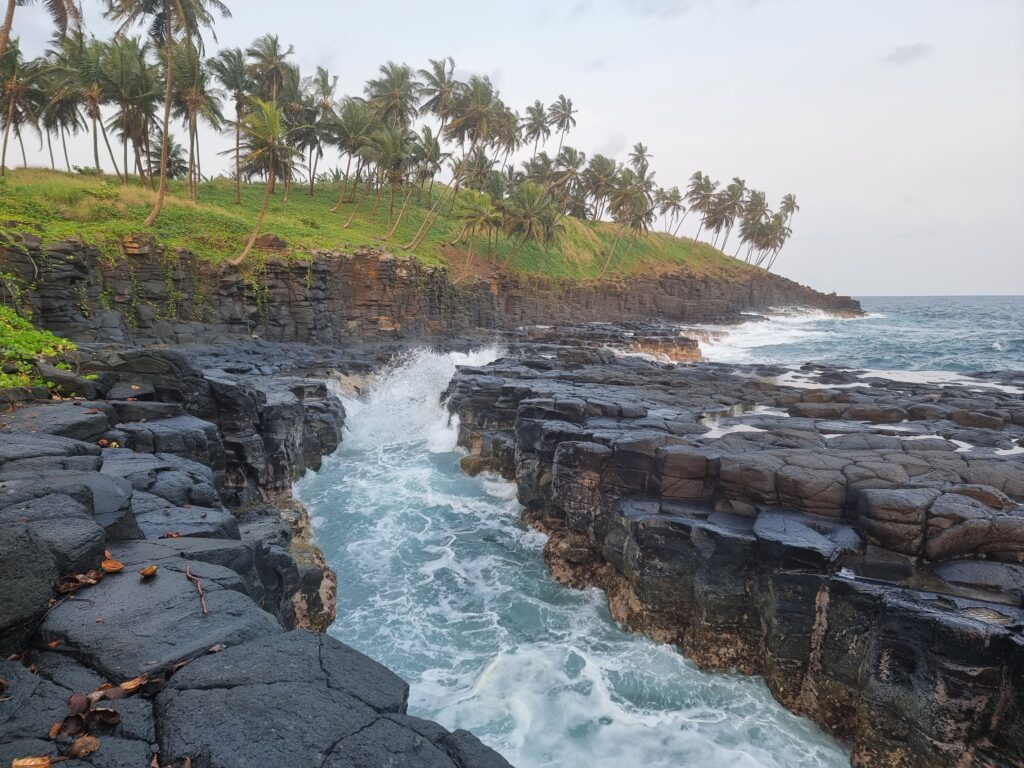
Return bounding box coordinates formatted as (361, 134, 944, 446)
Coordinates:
(0, 169, 757, 281)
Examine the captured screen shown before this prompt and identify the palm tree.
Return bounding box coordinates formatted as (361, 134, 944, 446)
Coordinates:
(209, 46, 251, 203)
(685, 171, 718, 243)
(1, 0, 81, 61)
(417, 56, 455, 132)
(628, 142, 651, 177)
(582, 153, 617, 220)
(245, 33, 292, 105)
(365, 61, 419, 128)
(780, 193, 799, 225)
(327, 97, 376, 211)
(39, 42, 85, 172)
(405, 74, 503, 251)
(226, 97, 296, 265)
(102, 35, 159, 184)
(57, 34, 122, 179)
(105, 0, 231, 226)
(503, 180, 562, 255)
(452, 190, 500, 265)
(413, 123, 444, 196)
(656, 185, 685, 234)
(521, 99, 549, 161)
(171, 41, 221, 200)
(1, 40, 43, 175)
(553, 145, 585, 212)
(737, 189, 768, 259)
(547, 94, 576, 154)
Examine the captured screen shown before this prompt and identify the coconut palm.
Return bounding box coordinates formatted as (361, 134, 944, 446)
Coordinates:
(365, 61, 419, 128)
(521, 99, 549, 161)
(102, 34, 159, 183)
(417, 56, 455, 132)
(245, 33, 292, 105)
(503, 180, 562, 255)
(1, 0, 82, 61)
(582, 153, 617, 220)
(1, 40, 43, 175)
(327, 97, 376, 211)
(547, 94, 575, 154)
(38, 42, 84, 171)
(405, 74, 503, 251)
(628, 142, 652, 178)
(780, 193, 799, 224)
(56, 34, 123, 179)
(105, 0, 231, 225)
(413, 123, 444, 195)
(226, 97, 296, 265)
(170, 42, 221, 200)
(553, 145, 585, 212)
(685, 171, 718, 243)
(656, 185, 685, 234)
(712, 177, 746, 251)
(209, 46, 251, 202)
(452, 190, 501, 265)
(737, 189, 768, 260)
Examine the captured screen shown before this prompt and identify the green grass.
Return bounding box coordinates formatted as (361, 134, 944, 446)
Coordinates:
(0, 168, 758, 281)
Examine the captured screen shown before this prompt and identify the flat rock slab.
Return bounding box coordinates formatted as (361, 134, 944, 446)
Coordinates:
(0, 402, 114, 442)
(158, 631, 510, 768)
(38, 541, 280, 679)
(131, 491, 239, 540)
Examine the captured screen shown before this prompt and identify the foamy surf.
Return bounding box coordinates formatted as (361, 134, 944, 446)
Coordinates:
(296, 349, 847, 768)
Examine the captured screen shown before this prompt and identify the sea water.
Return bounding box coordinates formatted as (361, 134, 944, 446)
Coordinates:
(296, 349, 848, 768)
(696, 295, 1023, 371)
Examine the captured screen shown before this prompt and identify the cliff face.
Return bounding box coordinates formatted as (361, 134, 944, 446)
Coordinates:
(0, 233, 861, 344)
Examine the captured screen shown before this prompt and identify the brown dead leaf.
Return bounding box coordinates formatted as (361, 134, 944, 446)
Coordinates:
(207, 644, 226, 654)
(87, 707, 121, 727)
(48, 721, 62, 739)
(68, 693, 89, 714)
(159, 531, 182, 539)
(67, 734, 100, 758)
(104, 550, 111, 559)
(97, 439, 110, 447)
(58, 714, 86, 738)
(84, 408, 100, 415)
(138, 565, 158, 579)
(94, 683, 113, 692)
(0, 678, 9, 692)
(150, 754, 160, 768)
(100, 559, 124, 574)
(11, 757, 51, 768)
(47, 640, 61, 650)
(102, 686, 126, 701)
(119, 674, 147, 693)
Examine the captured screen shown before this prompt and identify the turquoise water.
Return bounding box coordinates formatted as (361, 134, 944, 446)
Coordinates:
(296, 349, 848, 768)
(698, 296, 1024, 371)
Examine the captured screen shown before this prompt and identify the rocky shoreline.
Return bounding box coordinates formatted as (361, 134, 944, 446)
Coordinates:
(0, 339, 512, 768)
(445, 337, 1024, 767)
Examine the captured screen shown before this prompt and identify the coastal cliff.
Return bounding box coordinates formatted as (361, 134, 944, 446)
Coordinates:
(446, 343, 1024, 767)
(0, 233, 860, 344)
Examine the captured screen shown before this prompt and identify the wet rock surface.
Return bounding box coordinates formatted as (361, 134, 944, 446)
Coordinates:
(0, 340, 510, 768)
(446, 348, 1024, 767)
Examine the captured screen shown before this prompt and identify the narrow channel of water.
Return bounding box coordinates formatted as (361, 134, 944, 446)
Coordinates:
(295, 348, 848, 768)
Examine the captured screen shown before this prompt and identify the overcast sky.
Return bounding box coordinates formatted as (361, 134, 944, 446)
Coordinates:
(11, 0, 1024, 296)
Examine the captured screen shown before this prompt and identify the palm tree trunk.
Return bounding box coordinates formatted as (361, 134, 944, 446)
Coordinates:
(343, 183, 368, 228)
(92, 114, 101, 171)
(186, 117, 195, 201)
(146, 10, 175, 228)
(122, 135, 129, 183)
(672, 210, 689, 237)
(47, 131, 55, 170)
(0, 94, 13, 177)
(17, 127, 26, 166)
(99, 117, 123, 183)
(195, 120, 202, 194)
(601, 225, 627, 276)
(386, 183, 415, 239)
(61, 125, 71, 172)
(234, 103, 241, 204)
(231, 165, 275, 266)
(386, 183, 396, 230)
(405, 134, 480, 251)
(0, 0, 15, 62)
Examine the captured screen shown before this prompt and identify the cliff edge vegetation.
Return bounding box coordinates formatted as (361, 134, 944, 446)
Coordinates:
(2, 169, 757, 281)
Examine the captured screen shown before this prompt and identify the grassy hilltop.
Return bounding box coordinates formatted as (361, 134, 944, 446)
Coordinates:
(0, 169, 756, 282)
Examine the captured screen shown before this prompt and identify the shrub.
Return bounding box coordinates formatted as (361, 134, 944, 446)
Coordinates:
(0, 306, 76, 389)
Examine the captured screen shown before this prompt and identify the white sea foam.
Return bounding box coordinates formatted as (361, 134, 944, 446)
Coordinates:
(296, 349, 848, 768)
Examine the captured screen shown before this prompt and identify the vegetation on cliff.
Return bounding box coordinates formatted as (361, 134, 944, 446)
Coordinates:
(0, 1, 801, 278)
(0, 304, 74, 388)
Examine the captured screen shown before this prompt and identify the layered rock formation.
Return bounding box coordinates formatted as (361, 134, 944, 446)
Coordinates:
(0, 233, 860, 344)
(446, 345, 1024, 767)
(0, 343, 511, 768)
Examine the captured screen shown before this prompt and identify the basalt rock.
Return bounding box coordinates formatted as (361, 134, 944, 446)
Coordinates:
(447, 351, 1024, 767)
